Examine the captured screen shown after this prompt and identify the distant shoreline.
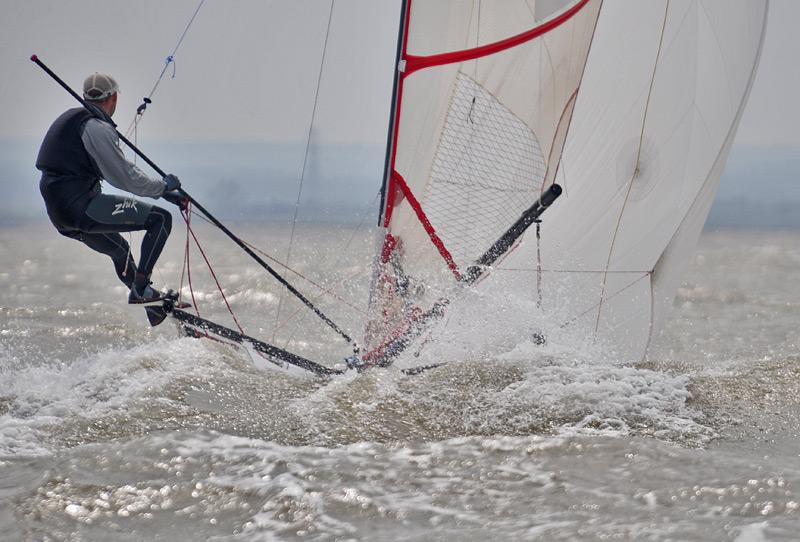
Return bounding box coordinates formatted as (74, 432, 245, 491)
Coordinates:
(3, 141, 798, 229)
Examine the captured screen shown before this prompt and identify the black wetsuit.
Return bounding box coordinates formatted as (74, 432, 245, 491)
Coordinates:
(36, 107, 171, 289)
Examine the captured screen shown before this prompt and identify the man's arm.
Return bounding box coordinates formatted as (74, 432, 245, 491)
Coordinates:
(81, 118, 167, 198)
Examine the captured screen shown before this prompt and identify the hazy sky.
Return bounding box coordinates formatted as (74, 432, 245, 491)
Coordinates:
(0, 0, 797, 148)
(1, 0, 401, 145)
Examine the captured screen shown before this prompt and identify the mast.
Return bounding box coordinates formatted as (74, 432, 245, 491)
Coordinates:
(377, 0, 411, 225)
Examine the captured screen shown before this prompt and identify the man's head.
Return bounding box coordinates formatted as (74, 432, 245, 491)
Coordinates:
(83, 72, 119, 115)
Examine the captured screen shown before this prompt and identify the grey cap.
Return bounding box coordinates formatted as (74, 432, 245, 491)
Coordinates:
(83, 72, 119, 102)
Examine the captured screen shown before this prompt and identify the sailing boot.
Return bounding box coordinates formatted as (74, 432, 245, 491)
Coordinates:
(128, 273, 166, 304)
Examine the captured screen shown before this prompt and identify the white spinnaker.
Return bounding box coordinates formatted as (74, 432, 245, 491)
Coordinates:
(367, 0, 601, 351)
(492, 0, 769, 360)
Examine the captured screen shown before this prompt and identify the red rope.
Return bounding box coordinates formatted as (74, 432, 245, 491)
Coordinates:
(180, 206, 245, 334)
(179, 210, 279, 364)
(178, 208, 188, 304)
(183, 207, 203, 318)
(178, 208, 366, 364)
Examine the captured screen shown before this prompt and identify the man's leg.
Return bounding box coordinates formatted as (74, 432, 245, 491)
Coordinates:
(81, 194, 172, 300)
(135, 206, 172, 281)
(61, 230, 172, 324)
(64, 230, 138, 288)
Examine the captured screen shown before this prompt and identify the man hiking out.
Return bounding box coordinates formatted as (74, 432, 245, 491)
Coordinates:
(36, 72, 185, 305)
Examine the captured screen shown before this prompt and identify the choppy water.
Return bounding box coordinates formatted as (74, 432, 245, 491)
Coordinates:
(1, 224, 799, 541)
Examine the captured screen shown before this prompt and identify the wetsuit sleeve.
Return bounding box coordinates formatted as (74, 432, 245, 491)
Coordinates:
(81, 118, 167, 198)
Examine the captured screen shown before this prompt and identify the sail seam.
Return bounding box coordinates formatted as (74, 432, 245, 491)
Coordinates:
(595, 0, 670, 333)
(545, 0, 603, 192)
(642, 0, 771, 359)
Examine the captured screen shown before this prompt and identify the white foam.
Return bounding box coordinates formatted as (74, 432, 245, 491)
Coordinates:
(0, 338, 218, 457)
(733, 521, 769, 542)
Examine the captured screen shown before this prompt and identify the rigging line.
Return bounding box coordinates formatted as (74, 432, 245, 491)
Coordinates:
(276, 266, 370, 350)
(123, 0, 207, 140)
(274, 0, 337, 340)
(544, 0, 602, 193)
(326, 190, 381, 276)
(247, 240, 367, 317)
(183, 210, 246, 334)
(560, 271, 652, 329)
(244, 240, 363, 311)
(180, 207, 272, 365)
(497, 268, 652, 274)
(277, 190, 382, 349)
(595, 0, 670, 334)
(184, 207, 365, 313)
(182, 206, 203, 319)
(536, 222, 542, 308)
(523, 0, 536, 19)
(178, 207, 189, 305)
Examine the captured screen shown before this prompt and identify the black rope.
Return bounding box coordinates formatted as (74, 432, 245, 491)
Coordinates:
(536, 220, 542, 308)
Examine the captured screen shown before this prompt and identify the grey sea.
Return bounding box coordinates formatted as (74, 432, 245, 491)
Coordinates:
(1, 223, 798, 541)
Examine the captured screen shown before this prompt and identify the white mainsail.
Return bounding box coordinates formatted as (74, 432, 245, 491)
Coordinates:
(366, 0, 769, 366)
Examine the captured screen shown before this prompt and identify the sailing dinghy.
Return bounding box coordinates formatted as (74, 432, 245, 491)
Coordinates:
(34, 0, 769, 377)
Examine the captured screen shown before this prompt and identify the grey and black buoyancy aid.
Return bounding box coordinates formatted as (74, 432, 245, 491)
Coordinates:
(36, 107, 104, 207)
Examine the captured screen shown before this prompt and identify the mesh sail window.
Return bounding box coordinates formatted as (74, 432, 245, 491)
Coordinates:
(365, 0, 602, 354)
(423, 72, 547, 271)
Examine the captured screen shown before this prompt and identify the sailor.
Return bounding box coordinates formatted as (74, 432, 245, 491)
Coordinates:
(36, 72, 186, 304)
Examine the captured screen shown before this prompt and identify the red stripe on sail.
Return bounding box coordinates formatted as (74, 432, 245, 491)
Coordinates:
(403, 0, 592, 76)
